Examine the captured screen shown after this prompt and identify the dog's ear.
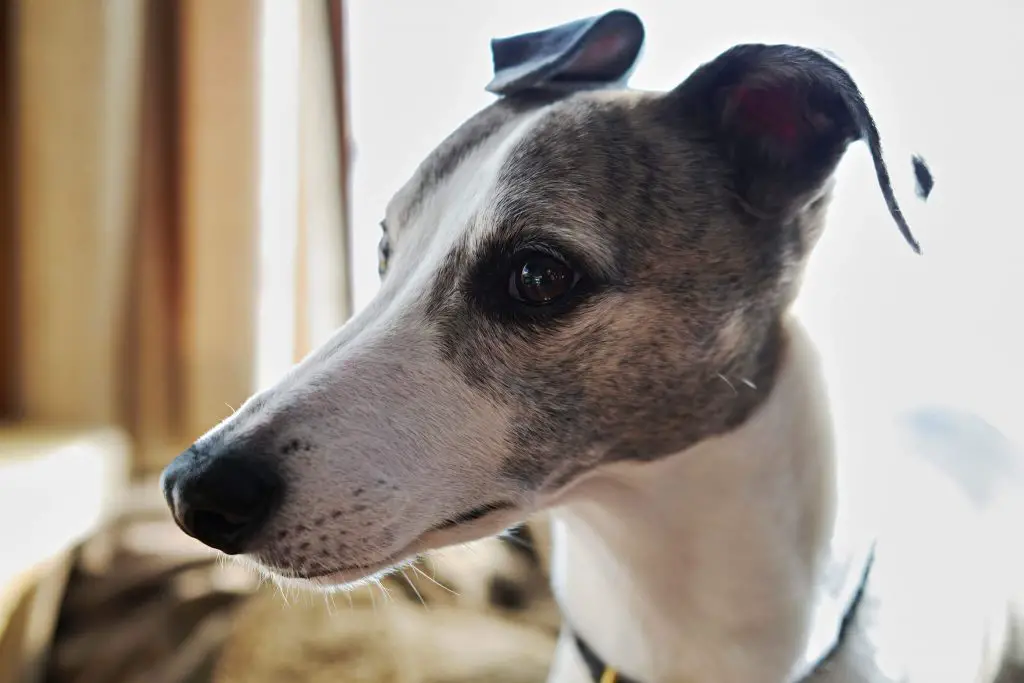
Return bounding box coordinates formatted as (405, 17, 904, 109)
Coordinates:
(664, 44, 925, 252)
(485, 10, 645, 97)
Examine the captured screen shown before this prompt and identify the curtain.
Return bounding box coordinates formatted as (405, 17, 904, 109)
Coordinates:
(0, 0, 352, 476)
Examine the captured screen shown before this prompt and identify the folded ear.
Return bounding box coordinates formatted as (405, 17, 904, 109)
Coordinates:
(485, 10, 645, 97)
(664, 44, 924, 253)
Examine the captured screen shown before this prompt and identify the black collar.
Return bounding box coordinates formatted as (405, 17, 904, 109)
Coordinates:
(570, 546, 875, 683)
(573, 630, 644, 683)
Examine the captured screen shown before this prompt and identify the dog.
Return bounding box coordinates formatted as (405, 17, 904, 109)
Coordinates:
(161, 10, 1024, 683)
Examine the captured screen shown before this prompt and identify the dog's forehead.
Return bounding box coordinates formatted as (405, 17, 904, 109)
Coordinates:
(384, 90, 658, 256)
(385, 99, 536, 232)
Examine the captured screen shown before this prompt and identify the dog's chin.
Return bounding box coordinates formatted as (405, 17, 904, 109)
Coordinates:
(252, 503, 528, 589)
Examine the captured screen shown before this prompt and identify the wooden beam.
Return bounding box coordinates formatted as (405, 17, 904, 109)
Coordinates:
(127, 0, 185, 474)
(0, 0, 19, 420)
(177, 0, 260, 438)
(15, 0, 145, 425)
(294, 0, 351, 359)
(326, 0, 353, 321)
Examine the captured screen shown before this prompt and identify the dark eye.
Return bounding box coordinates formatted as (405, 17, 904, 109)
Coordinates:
(508, 250, 577, 305)
(377, 232, 390, 278)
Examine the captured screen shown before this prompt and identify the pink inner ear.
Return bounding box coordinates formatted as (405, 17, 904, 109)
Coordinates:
(731, 86, 802, 144)
(565, 33, 628, 74)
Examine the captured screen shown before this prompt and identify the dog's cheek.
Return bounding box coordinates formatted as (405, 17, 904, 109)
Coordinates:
(547, 292, 749, 467)
(494, 297, 681, 487)
(496, 342, 593, 490)
(576, 299, 708, 456)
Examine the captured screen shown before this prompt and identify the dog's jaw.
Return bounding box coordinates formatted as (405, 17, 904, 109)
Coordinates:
(545, 316, 870, 683)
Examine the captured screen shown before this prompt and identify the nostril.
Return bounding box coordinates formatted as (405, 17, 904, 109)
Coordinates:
(169, 491, 275, 555)
(190, 509, 252, 546)
(170, 485, 280, 554)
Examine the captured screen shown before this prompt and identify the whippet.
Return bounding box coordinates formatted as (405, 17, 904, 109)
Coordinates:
(161, 10, 1024, 682)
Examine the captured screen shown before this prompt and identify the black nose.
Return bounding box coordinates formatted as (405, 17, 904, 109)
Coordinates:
(160, 445, 284, 555)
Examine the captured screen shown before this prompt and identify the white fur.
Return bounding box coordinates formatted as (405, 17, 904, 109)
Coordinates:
(546, 316, 842, 683)
(190, 107, 554, 583)
(544, 315, 1022, 682)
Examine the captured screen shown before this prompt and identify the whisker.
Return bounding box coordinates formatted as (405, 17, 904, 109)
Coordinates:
(321, 590, 337, 617)
(275, 579, 292, 606)
(401, 569, 429, 610)
(376, 577, 396, 604)
(411, 563, 459, 597)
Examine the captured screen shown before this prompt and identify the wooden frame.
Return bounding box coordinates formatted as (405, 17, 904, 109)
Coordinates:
(0, 0, 18, 420)
(178, 0, 261, 441)
(15, 0, 145, 425)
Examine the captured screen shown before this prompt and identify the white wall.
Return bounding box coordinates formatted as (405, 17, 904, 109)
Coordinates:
(346, 1, 1024, 442)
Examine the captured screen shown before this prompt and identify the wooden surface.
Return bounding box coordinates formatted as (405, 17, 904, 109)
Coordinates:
(40, 480, 559, 683)
(0, 426, 130, 683)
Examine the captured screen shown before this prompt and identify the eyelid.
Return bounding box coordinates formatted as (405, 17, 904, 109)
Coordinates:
(511, 239, 572, 266)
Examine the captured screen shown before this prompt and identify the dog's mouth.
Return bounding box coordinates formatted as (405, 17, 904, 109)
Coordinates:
(269, 500, 520, 586)
(430, 500, 516, 531)
(285, 547, 411, 584)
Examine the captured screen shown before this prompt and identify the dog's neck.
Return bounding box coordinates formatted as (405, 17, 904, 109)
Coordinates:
(547, 316, 875, 683)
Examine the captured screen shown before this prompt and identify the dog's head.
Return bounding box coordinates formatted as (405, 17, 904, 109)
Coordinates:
(160, 11, 925, 586)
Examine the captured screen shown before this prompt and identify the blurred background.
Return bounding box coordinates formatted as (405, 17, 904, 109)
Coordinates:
(0, 1, 1020, 682)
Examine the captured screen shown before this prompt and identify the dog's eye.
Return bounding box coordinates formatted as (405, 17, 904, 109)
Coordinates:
(508, 250, 577, 305)
(377, 233, 390, 278)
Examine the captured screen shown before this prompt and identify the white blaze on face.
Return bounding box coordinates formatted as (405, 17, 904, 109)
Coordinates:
(194, 104, 553, 578)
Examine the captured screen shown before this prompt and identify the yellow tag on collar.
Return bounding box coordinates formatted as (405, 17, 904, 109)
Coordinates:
(599, 668, 619, 683)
